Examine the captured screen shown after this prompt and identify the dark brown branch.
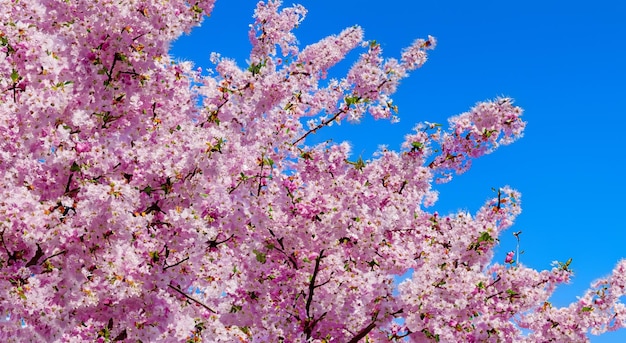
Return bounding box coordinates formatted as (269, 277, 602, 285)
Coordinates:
(293, 109, 346, 145)
(6, 82, 24, 103)
(207, 234, 234, 249)
(104, 53, 122, 86)
(257, 156, 264, 196)
(25, 244, 44, 267)
(164, 256, 189, 271)
(40, 250, 67, 265)
(0, 230, 23, 265)
(0, 230, 12, 259)
(390, 308, 404, 317)
(65, 173, 74, 194)
(347, 321, 377, 343)
(200, 99, 228, 128)
(113, 329, 128, 341)
(168, 284, 216, 313)
(487, 275, 501, 288)
(267, 229, 298, 269)
(118, 69, 141, 77)
(305, 250, 325, 319)
(274, 244, 299, 270)
(183, 167, 201, 182)
(132, 33, 146, 42)
(303, 250, 326, 339)
(314, 276, 333, 289)
(398, 180, 407, 194)
(227, 180, 243, 194)
(304, 311, 327, 339)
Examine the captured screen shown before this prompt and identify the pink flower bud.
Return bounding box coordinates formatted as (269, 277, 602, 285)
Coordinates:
(75, 141, 91, 153)
(505, 251, 515, 264)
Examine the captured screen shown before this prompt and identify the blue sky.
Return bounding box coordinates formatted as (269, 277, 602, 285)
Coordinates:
(171, 1, 626, 341)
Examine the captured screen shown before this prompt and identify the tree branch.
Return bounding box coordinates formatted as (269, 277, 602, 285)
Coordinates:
(305, 250, 325, 319)
(304, 249, 326, 339)
(40, 249, 67, 265)
(347, 321, 377, 343)
(163, 256, 189, 271)
(168, 284, 216, 313)
(293, 109, 345, 145)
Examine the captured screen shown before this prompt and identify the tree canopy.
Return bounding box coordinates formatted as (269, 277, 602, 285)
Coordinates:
(0, 0, 624, 342)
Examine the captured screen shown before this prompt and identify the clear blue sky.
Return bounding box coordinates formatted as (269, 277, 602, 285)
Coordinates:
(170, 1, 626, 341)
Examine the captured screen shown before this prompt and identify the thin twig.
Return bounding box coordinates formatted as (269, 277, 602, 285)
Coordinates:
(293, 109, 345, 145)
(168, 284, 216, 313)
(164, 256, 189, 271)
(40, 250, 67, 265)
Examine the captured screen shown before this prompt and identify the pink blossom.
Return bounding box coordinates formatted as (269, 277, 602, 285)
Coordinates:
(505, 251, 515, 264)
(75, 141, 91, 153)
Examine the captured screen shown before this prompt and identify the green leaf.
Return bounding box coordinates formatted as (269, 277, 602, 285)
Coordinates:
(191, 4, 203, 14)
(53, 81, 73, 90)
(247, 60, 266, 76)
(411, 141, 423, 150)
(339, 237, 350, 244)
(114, 52, 127, 62)
(421, 328, 440, 342)
(483, 129, 497, 138)
(149, 251, 159, 263)
(299, 151, 313, 160)
(558, 258, 573, 272)
(348, 156, 366, 171)
(70, 162, 80, 172)
(581, 306, 593, 312)
(253, 249, 266, 264)
(239, 326, 252, 337)
(506, 289, 519, 296)
(367, 259, 379, 269)
(344, 95, 360, 106)
(432, 280, 446, 287)
(477, 232, 494, 243)
(10, 69, 19, 83)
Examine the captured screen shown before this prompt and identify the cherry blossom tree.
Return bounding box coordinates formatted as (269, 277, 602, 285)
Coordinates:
(1, 0, 624, 342)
